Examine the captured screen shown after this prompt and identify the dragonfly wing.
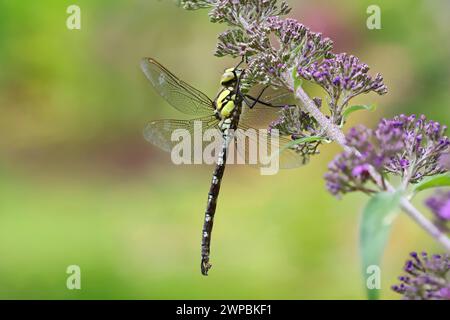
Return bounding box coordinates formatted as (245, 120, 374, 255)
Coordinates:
(240, 85, 295, 129)
(236, 123, 311, 169)
(247, 85, 297, 106)
(237, 86, 311, 168)
(144, 116, 223, 164)
(141, 57, 214, 116)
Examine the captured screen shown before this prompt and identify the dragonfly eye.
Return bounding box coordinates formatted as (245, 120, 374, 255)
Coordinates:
(221, 67, 238, 85)
(220, 70, 236, 85)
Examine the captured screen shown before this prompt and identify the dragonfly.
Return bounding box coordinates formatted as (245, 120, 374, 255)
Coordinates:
(141, 57, 312, 275)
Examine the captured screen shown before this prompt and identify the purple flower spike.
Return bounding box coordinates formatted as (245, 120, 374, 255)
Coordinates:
(324, 124, 403, 197)
(240, 16, 333, 87)
(325, 115, 449, 196)
(297, 53, 387, 107)
(392, 252, 449, 300)
(426, 191, 450, 221)
(352, 164, 371, 178)
(379, 114, 449, 183)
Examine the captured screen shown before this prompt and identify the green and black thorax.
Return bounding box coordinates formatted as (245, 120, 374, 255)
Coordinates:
(213, 67, 244, 131)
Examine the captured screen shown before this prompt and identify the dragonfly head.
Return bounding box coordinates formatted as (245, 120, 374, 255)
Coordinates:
(220, 68, 236, 86)
(220, 67, 243, 86)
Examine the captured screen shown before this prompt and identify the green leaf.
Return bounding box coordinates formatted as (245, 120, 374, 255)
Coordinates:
(360, 191, 402, 300)
(342, 104, 376, 124)
(413, 173, 450, 193)
(292, 67, 303, 92)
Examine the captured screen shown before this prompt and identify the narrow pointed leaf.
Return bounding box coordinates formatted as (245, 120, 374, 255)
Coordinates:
(342, 104, 376, 123)
(413, 173, 450, 193)
(360, 191, 402, 300)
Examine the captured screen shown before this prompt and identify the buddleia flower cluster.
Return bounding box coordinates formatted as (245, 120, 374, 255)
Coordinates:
(381, 114, 449, 182)
(325, 125, 402, 196)
(253, 19, 332, 90)
(179, 0, 387, 150)
(426, 191, 450, 230)
(245, 16, 334, 86)
(297, 53, 387, 125)
(179, 0, 332, 155)
(392, 252, 450, 300)
(212, 7, 334, 90)
(180, 0, 331, 88)
(325, 115, 450, 197)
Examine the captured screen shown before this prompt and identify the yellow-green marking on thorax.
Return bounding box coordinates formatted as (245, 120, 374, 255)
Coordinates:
(216, 89, 236, 118)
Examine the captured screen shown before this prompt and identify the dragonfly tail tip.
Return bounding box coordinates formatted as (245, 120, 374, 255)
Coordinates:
(201, 259, 212, 276)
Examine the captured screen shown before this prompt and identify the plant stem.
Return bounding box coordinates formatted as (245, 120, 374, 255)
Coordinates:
(288, 79, 450, 252)
(400, 197, 450, 250)
(293, 86, 347, 146)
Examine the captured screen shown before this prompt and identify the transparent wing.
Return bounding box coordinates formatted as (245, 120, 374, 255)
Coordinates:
(141, 57, 214, 116)
(235, 122, 311, 169)
(144, 115, 223, 164)
(240, 85, 295, 129)
(236, 86, 310, 169)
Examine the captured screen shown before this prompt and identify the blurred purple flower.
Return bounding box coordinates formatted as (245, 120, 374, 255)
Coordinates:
(325, 125, 402, 197)
(325, 115, 449, 197)
(426, 191, 450, 221)
(392, 252, 450, 300)
(351, 164, 371, 179)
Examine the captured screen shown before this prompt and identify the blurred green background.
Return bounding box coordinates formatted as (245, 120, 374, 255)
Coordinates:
(0, 0, 449, 299)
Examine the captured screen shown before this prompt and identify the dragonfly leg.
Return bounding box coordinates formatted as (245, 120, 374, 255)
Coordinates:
(234, 55, 245, 70)
(242, 86, 269, 109)
(243, 92, 297, 109)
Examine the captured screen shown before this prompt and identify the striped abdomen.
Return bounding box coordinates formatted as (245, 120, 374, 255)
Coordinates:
(200, 113, 239, 275)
